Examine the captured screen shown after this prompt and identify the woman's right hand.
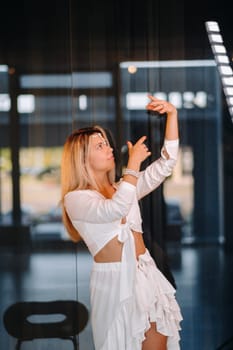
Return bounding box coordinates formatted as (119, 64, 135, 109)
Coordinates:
(146, 95, 177, 116)
(126, 136, 151, 171)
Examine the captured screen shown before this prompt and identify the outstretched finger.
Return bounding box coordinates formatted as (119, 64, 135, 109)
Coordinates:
(135, 135, 147, 145)
(147, 94, 155, 101)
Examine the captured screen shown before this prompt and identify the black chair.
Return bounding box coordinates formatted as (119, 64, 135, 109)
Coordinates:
(216, 336, 233, 350)
(3, 300, 89, 350)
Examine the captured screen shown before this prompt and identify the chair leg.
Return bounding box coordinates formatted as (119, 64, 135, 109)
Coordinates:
(71, 335, 78, 350)
(16, 339, 22, 350)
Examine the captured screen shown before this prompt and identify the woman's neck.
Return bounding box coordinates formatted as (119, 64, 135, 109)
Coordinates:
(95, 175, 115, 199)
(94, 172, 109, 188)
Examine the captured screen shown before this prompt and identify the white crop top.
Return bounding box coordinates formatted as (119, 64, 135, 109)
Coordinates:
(64, 139, 179, 257)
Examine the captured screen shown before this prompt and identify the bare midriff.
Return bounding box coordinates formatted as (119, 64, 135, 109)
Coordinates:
(94, 231, 146, 263)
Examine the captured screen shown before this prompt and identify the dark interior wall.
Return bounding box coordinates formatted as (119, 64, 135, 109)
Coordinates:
(0, 0, 221, 72)
(0, 0, 71, 73)
(0, 0, 232, 71)
(69, 0, 186, 68)
(0, 0, 233, 249)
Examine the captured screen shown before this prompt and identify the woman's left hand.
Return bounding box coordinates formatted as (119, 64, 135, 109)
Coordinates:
(146, 94, 177, 116)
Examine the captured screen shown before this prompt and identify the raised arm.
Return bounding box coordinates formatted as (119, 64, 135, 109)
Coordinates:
(146, 94, 179, 141)
(134, 95, 179, 199)
(122, 96, 179, 200)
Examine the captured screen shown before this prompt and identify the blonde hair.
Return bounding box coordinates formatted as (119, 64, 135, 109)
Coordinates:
(61, 125, 115, 242)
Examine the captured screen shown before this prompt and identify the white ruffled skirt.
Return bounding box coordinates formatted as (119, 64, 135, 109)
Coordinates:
(90, 249, 182, 350)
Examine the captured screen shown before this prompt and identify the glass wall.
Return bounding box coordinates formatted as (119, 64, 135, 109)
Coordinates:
(0, 65, 12, 225)
(119, 60, 223, 244)
(0, 0, 227, 349)
(0, 2, 83, 349)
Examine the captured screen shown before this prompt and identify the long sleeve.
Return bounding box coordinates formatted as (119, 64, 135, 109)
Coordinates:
(136, 139, 179, 200)
(64, 181, 136, 224)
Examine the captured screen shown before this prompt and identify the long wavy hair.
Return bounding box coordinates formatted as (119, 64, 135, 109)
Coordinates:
(61, 125, 116, 242)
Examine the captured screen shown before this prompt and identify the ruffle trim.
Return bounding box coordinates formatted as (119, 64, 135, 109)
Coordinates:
(100, 250, 182, 350)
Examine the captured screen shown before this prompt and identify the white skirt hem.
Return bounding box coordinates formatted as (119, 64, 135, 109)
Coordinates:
(92, 250, 182, 350)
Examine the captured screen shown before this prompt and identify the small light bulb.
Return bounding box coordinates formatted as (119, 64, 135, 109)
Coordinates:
(128, 65, 137, 74)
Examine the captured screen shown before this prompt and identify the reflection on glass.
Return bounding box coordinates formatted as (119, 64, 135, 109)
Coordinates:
(17, 95, 35, 113)
(0, 65, 12, 225)
(120, 59, 223, 243)
(163, 146, 194, 240)
(0, 94, 11, 111)
(19, 147, 67, 240)
(0, 148, 12, 224)
(20, 72, 112, 89)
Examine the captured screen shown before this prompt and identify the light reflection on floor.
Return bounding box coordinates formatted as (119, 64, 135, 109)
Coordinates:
(0, 244, 233, 349)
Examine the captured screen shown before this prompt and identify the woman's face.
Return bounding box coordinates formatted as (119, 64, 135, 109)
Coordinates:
(88, 133, 115, 174)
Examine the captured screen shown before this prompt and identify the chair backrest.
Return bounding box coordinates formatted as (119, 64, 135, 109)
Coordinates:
(3, 300, 89, 340)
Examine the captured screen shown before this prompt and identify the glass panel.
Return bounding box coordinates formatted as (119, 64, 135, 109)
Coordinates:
(120, 60, 223, 244)
(0, 65, 12, 225)
(0, 2, 81, 350)
(0, 1, 227, 349)
(18, 92, 72, 241)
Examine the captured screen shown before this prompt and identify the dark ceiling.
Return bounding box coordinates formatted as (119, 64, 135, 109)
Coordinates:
(0, 0, 232, 73)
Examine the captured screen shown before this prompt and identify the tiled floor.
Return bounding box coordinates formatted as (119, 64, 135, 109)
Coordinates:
(0, 243, 233, 350)
(169, 245, 233, 350)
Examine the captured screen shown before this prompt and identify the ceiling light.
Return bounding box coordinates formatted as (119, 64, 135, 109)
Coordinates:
(206, 20, 233, 120)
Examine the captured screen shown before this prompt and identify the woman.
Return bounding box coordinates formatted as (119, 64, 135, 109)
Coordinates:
(61, 95, 182, 350)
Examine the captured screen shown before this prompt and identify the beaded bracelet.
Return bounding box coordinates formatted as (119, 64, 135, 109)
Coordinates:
(123, 168, 140, 178)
